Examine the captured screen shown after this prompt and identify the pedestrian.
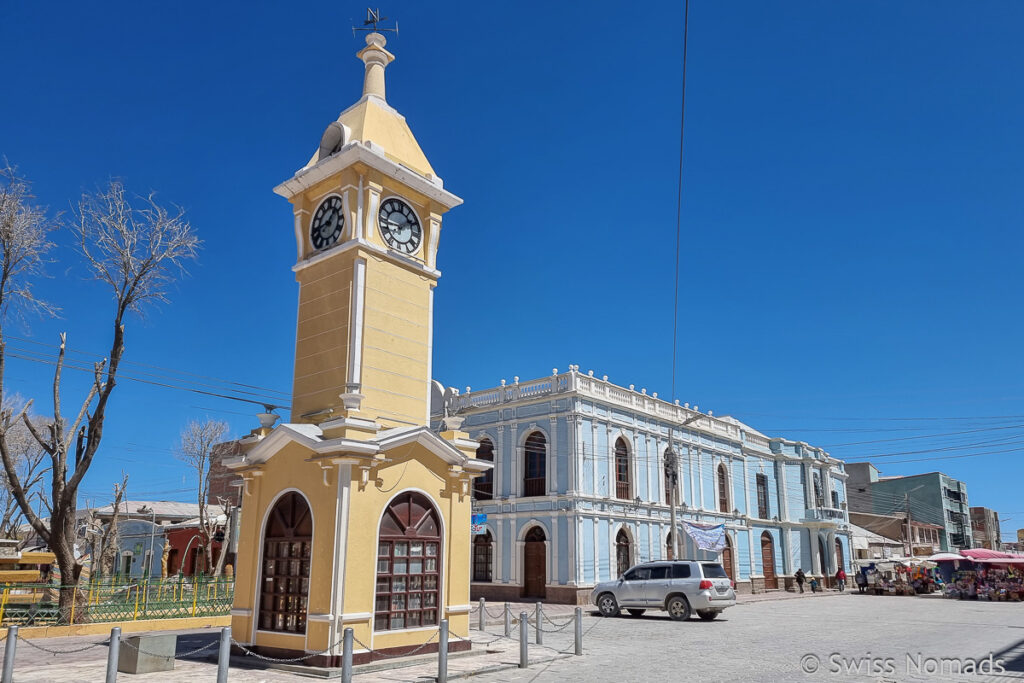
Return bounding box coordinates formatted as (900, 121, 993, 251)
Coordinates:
(795, 568, 806, 594)
(809, 576, 820, 593)
(855, 570, 867, 594)
(836, 568, 847, 592)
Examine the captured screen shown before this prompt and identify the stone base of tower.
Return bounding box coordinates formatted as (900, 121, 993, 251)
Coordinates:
(236, 640, 472, 668)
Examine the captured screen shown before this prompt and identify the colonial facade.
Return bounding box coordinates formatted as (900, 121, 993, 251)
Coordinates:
(437, 368, 852, 602)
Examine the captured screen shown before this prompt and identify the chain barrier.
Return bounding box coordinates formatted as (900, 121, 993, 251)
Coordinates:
(351, 629, 439, 659)
(450, 629, 505, 646)
(16, 635, 109, 655)
(119, 637, 220, 660)
(230, 635, 346, 663)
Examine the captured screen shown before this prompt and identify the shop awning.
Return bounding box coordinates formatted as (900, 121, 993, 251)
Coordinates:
(927, 552, 966, 562)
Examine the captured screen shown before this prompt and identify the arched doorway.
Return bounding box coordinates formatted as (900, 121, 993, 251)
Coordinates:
(721, 536, 734, 583)
(374, 491, 442, 631)
(615, 529, 632, 577)
(835, 538, 844, 574)
(760, 532, 778, 589)
(473, 532, 493, 582)
(258, 492, 313, 633)
(522, 526, 547, 598)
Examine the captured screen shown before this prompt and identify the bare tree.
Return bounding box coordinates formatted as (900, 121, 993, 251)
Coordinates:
(177, 418, 229, 574)
(0, 161, 56, 320)
(0, 177, 200, 609)
(87, 475, 129, 578)
(0, 395, 50, 539)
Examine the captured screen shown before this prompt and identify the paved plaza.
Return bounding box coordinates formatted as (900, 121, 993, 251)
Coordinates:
(7, 593, 1024, 681)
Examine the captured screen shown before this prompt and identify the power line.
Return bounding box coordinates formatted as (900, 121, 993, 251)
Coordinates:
(670, 0, 691, 403)
(821, 423, 1024, 448)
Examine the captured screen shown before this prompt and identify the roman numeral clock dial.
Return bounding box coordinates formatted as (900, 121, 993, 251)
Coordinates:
(378, 198, 422, 254)
(310, 195, 344, 250)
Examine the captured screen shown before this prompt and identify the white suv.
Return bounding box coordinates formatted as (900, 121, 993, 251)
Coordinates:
(591, 560, 736, 621)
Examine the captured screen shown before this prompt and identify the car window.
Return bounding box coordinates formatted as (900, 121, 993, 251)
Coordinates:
(701, 563, 728, 578)
(671, 564, 692, 579)
(624, 567, 651, 581)
(649, 566, 669, 580)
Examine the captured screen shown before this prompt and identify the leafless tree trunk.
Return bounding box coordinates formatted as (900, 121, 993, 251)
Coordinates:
(87, 475, 128, 579)
(0, 395, 49, 538)
(0, 173, 199, 611)
(177, 418, 228, 575)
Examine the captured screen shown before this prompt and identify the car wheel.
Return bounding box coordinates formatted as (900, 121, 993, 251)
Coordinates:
(666, 595, 691, 621)
(597, 593, 620, 617)
(697, 609, 718, 621)
(626, 609, 646, 617)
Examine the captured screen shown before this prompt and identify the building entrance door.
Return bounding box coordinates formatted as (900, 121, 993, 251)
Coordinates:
(835, 538, 844, 574)
(721, 537, 734, 583)
(760, 533, 778, 589)
(818, 537, 830, 587)
(523, 527, 546, 599)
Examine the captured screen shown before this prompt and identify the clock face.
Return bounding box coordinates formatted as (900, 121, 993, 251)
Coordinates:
(310, 195, 344, 250)
(378, 198, 422, 254)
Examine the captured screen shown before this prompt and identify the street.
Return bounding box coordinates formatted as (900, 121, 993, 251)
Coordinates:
(476, 593, 1024, 683)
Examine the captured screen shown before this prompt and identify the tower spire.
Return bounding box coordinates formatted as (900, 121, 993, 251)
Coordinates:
(357, 32, 395, 101)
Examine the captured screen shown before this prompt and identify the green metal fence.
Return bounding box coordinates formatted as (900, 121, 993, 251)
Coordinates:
(0, 576, 234, 626)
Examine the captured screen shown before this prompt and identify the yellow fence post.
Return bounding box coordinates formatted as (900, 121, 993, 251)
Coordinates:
(0, 587, 9, 625)
(69, 590, 76, 626)
(133, 584, 140, 621)
(191, 579, 199, 617)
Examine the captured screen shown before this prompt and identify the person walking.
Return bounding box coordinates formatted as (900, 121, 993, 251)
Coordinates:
(855, 570, 867, 594)
(795, 568, 806, 594)
(836, 568, 847, 592)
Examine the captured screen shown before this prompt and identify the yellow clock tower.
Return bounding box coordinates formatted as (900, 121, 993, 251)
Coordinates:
(227, 32, 490, 665)
(278, 31, 461, 428)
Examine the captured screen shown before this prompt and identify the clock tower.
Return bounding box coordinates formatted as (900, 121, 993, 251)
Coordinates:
(275, 31, 462, 428)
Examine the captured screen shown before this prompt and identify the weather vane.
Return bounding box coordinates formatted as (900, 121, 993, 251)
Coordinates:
(353, 8, 398, 36)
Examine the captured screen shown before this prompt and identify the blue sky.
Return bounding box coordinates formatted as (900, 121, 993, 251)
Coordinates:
(1, 1, 1022, 536)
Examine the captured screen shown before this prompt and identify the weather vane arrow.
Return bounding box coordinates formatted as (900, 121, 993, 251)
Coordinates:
(353, 7, 398, 36)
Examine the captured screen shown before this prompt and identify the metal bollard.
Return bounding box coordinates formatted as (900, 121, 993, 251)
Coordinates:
(478, 597, 485, 631)
(504, 603, 511, 637)
(2, 625, 17, 683)
(574, 607, 583, 656)
(518, 611, 528, 668)
(106, 626, 121, 683)
(438, 619, 448, 683)
(216, 626, 231, 683)
(342, 628, 353, 683)
(535, 602, 542, 645)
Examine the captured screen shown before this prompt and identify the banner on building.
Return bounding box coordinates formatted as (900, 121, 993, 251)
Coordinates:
(683, 521, 726, 552)
(471, 513, 488, 535)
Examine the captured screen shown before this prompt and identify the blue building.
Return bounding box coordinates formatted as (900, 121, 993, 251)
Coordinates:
(434, 368, 852, 603)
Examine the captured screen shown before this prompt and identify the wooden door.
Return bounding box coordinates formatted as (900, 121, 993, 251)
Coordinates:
(721, 540, 734, 583)
(760, 533, 778, 589)
(523, 527, 546, 598)
(835, 539, 844, 573)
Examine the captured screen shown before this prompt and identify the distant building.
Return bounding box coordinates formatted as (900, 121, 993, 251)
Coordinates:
(93, 500, 202, 578)
(1017, 529, 1024, 545)
(846, 464, 972, 551)
(848, 523, 903, 562)
(970, 507, 1001, 550)
(848, 511, 943, 557)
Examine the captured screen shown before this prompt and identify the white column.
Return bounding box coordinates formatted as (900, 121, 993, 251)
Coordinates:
(742, 458, 752, 519)
(495, 425, 505, 499)
(606, 427, 615, 498)
(687, 445, 696, 507)
(748, 526, 757, 577)
(551, 515, 559, 585)
(778, 460, 790, 521)
(548, 417, 558, 495)
(632, 432, 641, 500)
(509, 421, 519, 499)
(810, 529, 821, 576)
(495, 518, 505, 582)
(697, 447, 706, 510)
(591, 422, 599, 497)
(592, 518, 600, 582)
(567, 418, 577, 495)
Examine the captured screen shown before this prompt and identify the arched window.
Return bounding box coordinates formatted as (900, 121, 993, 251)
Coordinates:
(375, 492, 442, 631)
(717, 464, 730, 513)
(258, 492, 312, 633)
(473, 532, 493, 582)
(474, 439, 494, 500)
(615, 529, 632, 577)
(614, 437, 631, 500)
(523, 432, 546, 497)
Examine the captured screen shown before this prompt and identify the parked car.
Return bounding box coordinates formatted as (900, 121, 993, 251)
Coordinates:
(591, 560, 736, 621)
